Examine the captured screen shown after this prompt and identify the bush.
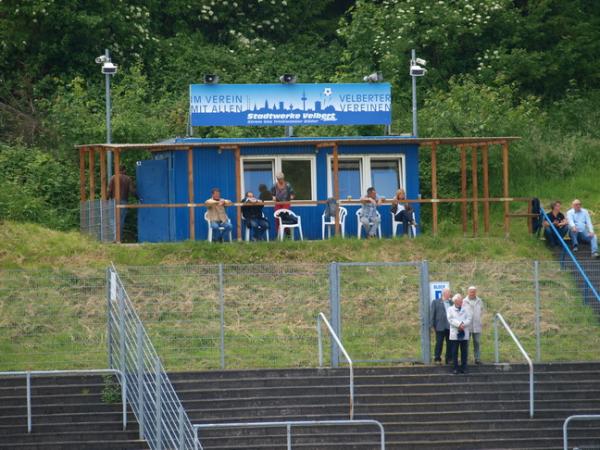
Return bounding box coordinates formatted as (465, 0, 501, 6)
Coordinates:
(0, 144, 79, 230)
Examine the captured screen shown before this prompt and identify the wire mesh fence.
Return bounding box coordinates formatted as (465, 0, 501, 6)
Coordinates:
(116, 264, 330, 371)
(80, 199, 115, 242)
(0, 269, 106, 371)
(1, 260, 598, 373)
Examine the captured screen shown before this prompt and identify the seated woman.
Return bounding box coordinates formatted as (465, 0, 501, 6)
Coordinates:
(391, 189, 415, 236)
(543, 200, 568, 247)
(241, 191, 269, 241)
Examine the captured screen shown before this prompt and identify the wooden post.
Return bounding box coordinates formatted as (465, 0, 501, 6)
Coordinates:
(99, 147, 107, 201)
(430, 142, 438, 236)
(187, 147, 195, 241)
(88, 148, 95, 201)
(114, 149, 121, 243)
(79, 147, 86, 202)
(481, 144, 490, 234)
(471, 145, 479, 236)
(460, 145, 468, 236)
(502, 141, 510, 237)
(332, 144, 340, 236)
(234, 146, 242, 241)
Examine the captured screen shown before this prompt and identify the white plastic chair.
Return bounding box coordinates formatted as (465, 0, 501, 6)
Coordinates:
(204, 211, 233, 242)
(391, 207, 417, 238)
(322, 207, 347, 239)
(356, 209, 382, 239)
(274, 209, 303, 241)
(243, 213, 270, 242)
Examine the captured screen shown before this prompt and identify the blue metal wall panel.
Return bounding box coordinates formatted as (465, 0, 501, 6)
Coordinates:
(136, 159, 170, 242)
(194, 147, 237, 241)
(173, 150, 190, 241)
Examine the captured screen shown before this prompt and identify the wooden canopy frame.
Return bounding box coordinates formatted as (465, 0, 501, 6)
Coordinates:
(77, 136, 526, 242)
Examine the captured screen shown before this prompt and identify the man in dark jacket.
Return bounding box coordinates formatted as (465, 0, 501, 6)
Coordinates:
(241, 191, 269, 241)
(430, 288, 453, 364)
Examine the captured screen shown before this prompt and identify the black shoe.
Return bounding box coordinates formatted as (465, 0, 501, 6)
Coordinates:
(573, 245, 579, 252)
(462, 369, 469, 374)
(593, 252, 599, 259)
(475, 360, 481, 365)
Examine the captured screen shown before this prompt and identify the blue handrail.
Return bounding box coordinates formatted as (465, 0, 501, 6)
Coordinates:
(540, 209, 600, 302)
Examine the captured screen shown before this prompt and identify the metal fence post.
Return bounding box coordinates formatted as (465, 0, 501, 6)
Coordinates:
(118, 281, 126, 379)
(121, 374, 127, 430)
(287, 423, 292, 450)
(26, 372, 32, 433)
(178, 406, 185, 450)
(494, 316, 499, 363)
(106, 268, 113, 369)
(155, 359, 163, 450)
(219, 263, 225, 369)
(329, 262, 340, 368)
(419, 260, 431, 364)
(137, 322, 145, 440)
(534, 260, 541, 362)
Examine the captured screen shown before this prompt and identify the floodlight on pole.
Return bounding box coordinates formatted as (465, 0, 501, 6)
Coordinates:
(410, 49, 427, 137)
(95, 49, 117, 179)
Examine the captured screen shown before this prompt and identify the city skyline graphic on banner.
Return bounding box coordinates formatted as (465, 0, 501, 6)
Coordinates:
(189, 83, 391, 127)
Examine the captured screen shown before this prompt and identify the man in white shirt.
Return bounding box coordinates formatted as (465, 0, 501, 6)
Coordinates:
(566, 199, 598, 259)
(463, 286, 484, 365)
(447, 294, 472, 374)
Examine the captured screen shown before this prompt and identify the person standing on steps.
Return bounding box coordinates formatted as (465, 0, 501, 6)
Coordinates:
(431, 288, 453, 365)
(447, 293, 472, 375)
(567, 199, 599, 259)
(463, 286, 484, 365)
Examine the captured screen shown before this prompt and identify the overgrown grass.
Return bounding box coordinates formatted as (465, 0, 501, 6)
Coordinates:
(1, 218, 599, 372)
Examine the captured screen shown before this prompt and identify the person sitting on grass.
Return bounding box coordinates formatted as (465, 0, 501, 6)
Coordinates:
(543, 200, 568, 247)
(566, 199, 598, 259)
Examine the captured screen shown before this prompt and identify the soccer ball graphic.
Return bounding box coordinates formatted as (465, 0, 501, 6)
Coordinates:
(323, 87, 332, 96)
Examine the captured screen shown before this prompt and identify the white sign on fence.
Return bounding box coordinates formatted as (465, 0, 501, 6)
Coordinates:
(429, 281, 450, 303)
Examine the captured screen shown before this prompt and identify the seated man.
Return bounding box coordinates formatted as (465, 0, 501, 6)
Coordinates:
(543, 200, 568, 247)
(205, 188, 233, 242)
(360, 187, 383, 238)
(241, 191, 269, 241)
(567, 199, 599, 258)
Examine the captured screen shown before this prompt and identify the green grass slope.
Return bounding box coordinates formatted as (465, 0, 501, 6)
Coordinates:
(2, 217, 599, 371)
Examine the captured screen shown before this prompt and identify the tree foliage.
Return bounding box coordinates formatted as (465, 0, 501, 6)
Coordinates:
(0, 0, 599, 229)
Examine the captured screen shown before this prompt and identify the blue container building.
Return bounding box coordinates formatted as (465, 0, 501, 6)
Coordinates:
(136, 136, 421, 242)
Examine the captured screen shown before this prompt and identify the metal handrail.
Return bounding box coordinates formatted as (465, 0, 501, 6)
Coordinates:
(493, 312, 534, 418)
(193, 419, 385, 450)
(563, 414, 600, 450)
(541, 209, 600, 302)
(0, 369, 126, 433)
(108, 266, 199, 450)
(317, 312, 354, 419)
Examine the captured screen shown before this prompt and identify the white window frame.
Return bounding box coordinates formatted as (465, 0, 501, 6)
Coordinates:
(326, 154, 406, 199)
(241, 155, 317, 202)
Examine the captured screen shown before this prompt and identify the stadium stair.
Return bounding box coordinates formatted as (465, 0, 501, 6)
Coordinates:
(0, 374, 148, 450)
(553, 243, 600, 314)
(175, 362, 600, 450)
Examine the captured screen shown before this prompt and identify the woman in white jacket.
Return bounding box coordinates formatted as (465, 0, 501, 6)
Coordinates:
(447, 294, 472, 374)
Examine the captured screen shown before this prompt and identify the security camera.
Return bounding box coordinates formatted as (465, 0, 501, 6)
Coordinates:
(101, 62, 117, 75)
(363, 72, 384, 83)
(415, 58, 427, 66)
(204, 74, 219, 84)
(410, 65, 427, 77)
(279, 74, 297, 84)
(95, 55, 109, 64)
